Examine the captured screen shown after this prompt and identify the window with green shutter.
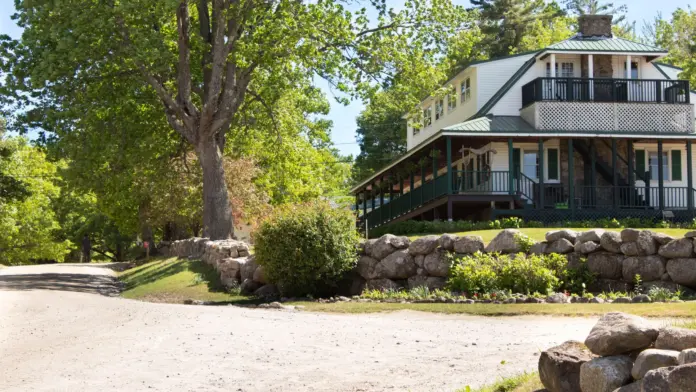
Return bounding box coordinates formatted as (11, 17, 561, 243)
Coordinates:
(672, 150, 682, 181)
(512, 148, 520, 179)
(547, 148, 559, 180)
(635, 150, 646, 181)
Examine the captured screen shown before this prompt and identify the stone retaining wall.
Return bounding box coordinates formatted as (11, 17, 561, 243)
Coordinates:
(357, 228, 696, 295)
(160, 238, 277, 297)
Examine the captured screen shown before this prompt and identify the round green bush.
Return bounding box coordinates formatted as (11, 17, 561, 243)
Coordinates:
(254, 201, 359, 297)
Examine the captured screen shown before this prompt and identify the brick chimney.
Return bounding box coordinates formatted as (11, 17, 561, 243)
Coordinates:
(578, 15, 613, 38)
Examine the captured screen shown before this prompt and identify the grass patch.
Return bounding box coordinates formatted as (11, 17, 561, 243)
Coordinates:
(410, 228, 693, 244)
(457, 372, 542, 392)
(119, 257, 258, 305)
(289, 301, 696, 318)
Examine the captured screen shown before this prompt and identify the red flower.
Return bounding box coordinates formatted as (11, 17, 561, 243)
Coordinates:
(492, 293, 497, 297)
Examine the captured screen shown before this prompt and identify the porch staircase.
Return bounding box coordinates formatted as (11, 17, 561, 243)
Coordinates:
(573, 139, 649, 208)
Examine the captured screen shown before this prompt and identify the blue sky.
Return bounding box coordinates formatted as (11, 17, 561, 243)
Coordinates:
(1, 0, 692, 156)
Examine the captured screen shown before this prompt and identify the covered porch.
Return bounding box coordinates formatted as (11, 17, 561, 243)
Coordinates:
(353, 128, 696, 230)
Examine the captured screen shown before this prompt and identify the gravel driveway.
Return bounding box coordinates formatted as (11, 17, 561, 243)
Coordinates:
(1, 264, 599, 392)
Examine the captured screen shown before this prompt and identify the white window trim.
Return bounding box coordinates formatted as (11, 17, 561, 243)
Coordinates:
(644, 148, 679, 183)
(516, 145, 561, 183)
(460, 78, 471, 103)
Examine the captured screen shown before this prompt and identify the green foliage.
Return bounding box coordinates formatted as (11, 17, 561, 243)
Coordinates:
(647, 286, 679, 302)
(448, 252, 575, 295)
(634, 274, 643, 295)
(560, 257, 596, 295)
(255, 202, 359, 297)
(0, 137, 71, 265)
(514, 233, 536, 253)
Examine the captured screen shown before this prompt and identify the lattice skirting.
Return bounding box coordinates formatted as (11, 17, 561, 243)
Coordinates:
(535, 102, 694, 133)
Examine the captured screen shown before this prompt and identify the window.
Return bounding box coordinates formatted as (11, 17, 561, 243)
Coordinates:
(423, 106, 432, 127)
(447, 87, 457, 111)
(435, 99, 444, 120)
(624, 61, 638, 79)
(546, 62, 574, 77)
(649, 152, 669, 181)
(523, 150, 539, 179)
(460, 78, 471, 103)
(412, 126, 420, 136)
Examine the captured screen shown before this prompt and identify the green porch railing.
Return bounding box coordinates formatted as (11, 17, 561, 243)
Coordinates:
(453, 170, 510, 193)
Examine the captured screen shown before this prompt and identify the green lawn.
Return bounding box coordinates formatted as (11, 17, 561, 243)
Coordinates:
(289, 300, 696, 318)
(412, 228, 693, 244)
(119, 257, 258, 304)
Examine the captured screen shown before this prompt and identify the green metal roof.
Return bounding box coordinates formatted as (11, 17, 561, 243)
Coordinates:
(443, 116, 536, 132)
(546, 37, 667, 53)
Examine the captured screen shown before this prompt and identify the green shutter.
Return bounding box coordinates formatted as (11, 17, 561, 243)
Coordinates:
(635, 150, 646, 181)
(548, 148, 559, 180)
(672, 150, 682, 181)
(512, 148, 521, 179)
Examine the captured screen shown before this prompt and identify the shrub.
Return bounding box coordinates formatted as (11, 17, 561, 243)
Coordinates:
(647, 286, 678, 302)
(497, 254, 560, 294)
(447, 252, 500, 293)
(254, 201, 359, 297)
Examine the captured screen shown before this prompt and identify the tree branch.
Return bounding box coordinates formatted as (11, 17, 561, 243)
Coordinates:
(176, 0, 198, 118)
(200, 0, 230, 131)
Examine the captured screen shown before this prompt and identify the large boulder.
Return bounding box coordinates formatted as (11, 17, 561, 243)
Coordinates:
(365, 278, 403, 291)
(587, 252, 625, 280)
(409, 235, 439, 255)
(370, 234, 410, 259)
(667, 363, 696, 392)
(653, 232, 675, 246)
(642, 366, 674, 392)
(530, 242, 548, 255)
(579, 356, 633, 392)
(484, 229, 522, 253)
(621, 229, 641, 242)
(679, 348, 696, 365)
(636, 230, 659, 255)
(363, 239, 377, 258)
(631, 349, 680, 380)
(240, 278, 262, 295)
(666, 258, 696, 288)
(655, 327, 696, 351)
(407, 275, 447, 290)
(423, 249, 450, 277)
(253, 284, 278, 298)
(375, 249, 417, 279)
(546, 229, 578, 243)
(578, 229, 605, 244)
(575, 241, 600, 254)
(439, 234, 458, 251)
(238, 256, 258, 282)
(547, 293, 570, 303)
(584, 312, 658, 356)
(538, 341, 595, 392)
(620, 242, 641, 257)
(547, 238, 575, 254)
(356, 256, 380, 280)
(600, 231, 623, 253)
(686, 231, 696, 238)
(658, 238, 694, 258)
(621, 255, 666, 282)
(611, 381, 641, 392)
(453, 236, 484, 254)
(216, 257, 241, 287)
(253, 265, 267, 284)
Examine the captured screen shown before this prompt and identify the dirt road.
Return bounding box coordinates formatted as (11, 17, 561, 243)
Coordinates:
(1, 264, 599, 392)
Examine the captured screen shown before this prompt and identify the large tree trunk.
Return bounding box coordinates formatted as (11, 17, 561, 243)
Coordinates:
(197, 136, 234, 240)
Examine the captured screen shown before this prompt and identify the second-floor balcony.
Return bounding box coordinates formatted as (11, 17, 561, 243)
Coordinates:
(522, 77, 691, 106)
(520, 77, 694, 134)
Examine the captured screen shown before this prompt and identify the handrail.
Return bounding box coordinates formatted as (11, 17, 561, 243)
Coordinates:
(516, 171, 536, 205)
(522, 77, 690, 106)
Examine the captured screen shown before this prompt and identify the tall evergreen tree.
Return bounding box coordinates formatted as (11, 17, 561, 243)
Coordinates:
(563, 0, 628, 24)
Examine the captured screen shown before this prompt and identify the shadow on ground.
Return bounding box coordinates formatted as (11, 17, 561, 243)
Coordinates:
(0, 273, 122, 296)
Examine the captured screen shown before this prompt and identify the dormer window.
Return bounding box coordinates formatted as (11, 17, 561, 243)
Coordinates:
(435, 99, 444, 120)
(447, 87, 457, 111)
(460, 78, 471, 103)
(423, 106, 432, 127)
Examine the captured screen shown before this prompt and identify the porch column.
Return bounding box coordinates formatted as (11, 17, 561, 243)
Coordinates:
(588, 54, 594, 100)
(432, 147, 437, 180)
(379, 177, 385, 224)
(420, 160, 426, 206)
(658, 140, 665, 210)
(688, 140, 694, 213)
(626, 55, 631, 79)
(409, 170, 415, 211)
(538, 138, 545, 209)
(508, 138, 514, 195)
(612, 139, 618, 208)
(399, 177, 404, 196)
(568, 139, 575, 215)
(362, 189, 367, 217)
(388, 177, 393, 220)
(446, 137, 453, 195)
(355, 194, 359, 217)
(550, 53, 556, 97)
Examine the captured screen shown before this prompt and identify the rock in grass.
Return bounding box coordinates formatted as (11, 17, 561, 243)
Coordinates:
(631, 349, 680, 379)
(584, 312, 658, 356)
(655, 327, 696, 351)
(580, 356, 633, 392)
(539, 341, 595, 392)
